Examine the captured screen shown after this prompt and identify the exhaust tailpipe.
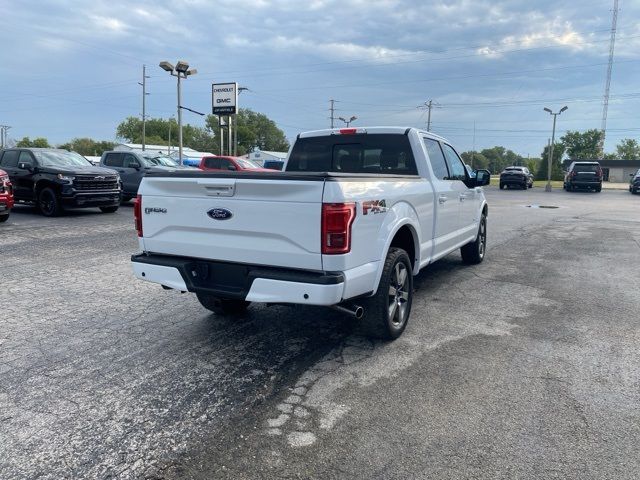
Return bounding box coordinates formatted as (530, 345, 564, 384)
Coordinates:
(331, 304, 364, 319)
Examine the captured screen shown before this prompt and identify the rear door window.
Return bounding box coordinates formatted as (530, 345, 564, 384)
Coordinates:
(103, 153, 124, 168)
(286, 134, 417, 175)
(204, 157, 222, 169)
(0, 150, 19, 168)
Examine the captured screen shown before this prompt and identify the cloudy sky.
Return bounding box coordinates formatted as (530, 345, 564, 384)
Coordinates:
(1, 0, 638, 156)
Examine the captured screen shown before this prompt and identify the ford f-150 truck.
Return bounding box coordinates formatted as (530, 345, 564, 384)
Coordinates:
(131, 127, 490, 339)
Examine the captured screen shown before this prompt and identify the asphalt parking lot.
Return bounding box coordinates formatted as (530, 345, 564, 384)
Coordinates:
(1, 186, 639, 479)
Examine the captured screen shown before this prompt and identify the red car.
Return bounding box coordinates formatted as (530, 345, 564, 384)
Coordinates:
(0, 168, 14, 223)
(199, 155, 271, 172)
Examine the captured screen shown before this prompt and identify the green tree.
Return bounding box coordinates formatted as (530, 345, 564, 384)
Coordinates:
(205, 108, 289, 155)
(479, 146, 524, 173)
(116, 116, 218, 153)
(536, 143, 565, 181)
(614, 138, 640, 160)
(524, 157, 541, 174)
(16, 136, 50, 148)
(460, 151, 489, 169)
(560, 129, 603, 160)
(58, 138, 115, 156)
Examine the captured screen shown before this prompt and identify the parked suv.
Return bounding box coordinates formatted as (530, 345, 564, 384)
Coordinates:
(629, 168, 640, 194)
(100, 151, 194, 202)
(499, 166, 533, 189)
(0, 148, 121, 217)
(199, 155, 270, 172)
(564, 161, 603, 192)
(0, 168, 14, 222)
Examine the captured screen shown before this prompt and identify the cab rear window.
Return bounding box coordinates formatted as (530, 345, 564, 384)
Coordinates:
(286, 134, 418, 175)
(574, 164, 599, 172)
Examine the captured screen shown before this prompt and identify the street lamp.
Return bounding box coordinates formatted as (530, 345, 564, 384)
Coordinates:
(543, 106, 568, 192)
(159, 60, 197, 165)
(338, 115, 357, 127)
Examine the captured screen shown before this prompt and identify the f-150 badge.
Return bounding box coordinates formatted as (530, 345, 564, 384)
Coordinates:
(362, 200, 387, 215)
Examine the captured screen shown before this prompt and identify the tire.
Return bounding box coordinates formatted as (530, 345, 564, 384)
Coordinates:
(528, 182, 533, 189)
(499, 183, 505, 190)
(461, 213, 487, 265)
(196, 293, 250, 315)
(0, 214, 8, 223)
(38, 187, 62, 217)
(522, 183, 527, 190)
(100, 206, 119, 213)
(595, 186, 602, 193)
(359, 247, 413, 340)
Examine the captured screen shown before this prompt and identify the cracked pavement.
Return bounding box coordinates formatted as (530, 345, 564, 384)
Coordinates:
(1, 187, 639, 479)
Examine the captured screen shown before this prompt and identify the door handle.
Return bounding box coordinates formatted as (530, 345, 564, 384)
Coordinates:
(438, 195, 448, 204)
(459, 193, 468, 201)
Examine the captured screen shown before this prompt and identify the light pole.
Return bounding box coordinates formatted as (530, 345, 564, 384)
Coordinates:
(338, 115, 357, 127)
(159, 60, 197, 165)
(543, 106, 568, 192)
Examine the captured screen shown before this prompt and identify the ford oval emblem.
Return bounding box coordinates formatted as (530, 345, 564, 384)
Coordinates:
(207, 208, 233, 220)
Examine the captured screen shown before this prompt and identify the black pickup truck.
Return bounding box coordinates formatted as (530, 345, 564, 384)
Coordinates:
(0, 148, 121, 216)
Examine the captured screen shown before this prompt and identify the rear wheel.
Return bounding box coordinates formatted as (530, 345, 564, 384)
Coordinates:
(461, 213, 487, 265)
(100, 206, 119, 213)
(38, 187, 62, 217)
(595, 185, 602, 192)
(359, 247, 413, 340)
(196, 293, 250, 315)
(0, 213, 8, 223)
(499, 183, 505, 190)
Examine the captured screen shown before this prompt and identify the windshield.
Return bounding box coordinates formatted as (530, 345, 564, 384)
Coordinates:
(143, 154, 179, 167)
(236, 159, 261, 169)
(34, 151, 92, 167)
(574, 164, 599, 172)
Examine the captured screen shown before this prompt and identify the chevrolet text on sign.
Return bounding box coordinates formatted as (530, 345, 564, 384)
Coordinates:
(212, 82, 238, 115)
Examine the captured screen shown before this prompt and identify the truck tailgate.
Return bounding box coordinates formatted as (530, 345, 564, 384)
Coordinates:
(139, 175, 324, 270)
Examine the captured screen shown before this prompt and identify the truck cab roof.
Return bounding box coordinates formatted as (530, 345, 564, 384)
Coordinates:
(298, 126, 449, 143)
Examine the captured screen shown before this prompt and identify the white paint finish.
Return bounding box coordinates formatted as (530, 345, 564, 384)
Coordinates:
(139, 177, 324, 270)
(131, 263, 187, 291)
(135, 127, 488, 309)
(245, 278, 344, 305)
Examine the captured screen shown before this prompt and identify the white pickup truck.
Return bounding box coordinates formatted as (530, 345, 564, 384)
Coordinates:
(131, 127, 490, 339)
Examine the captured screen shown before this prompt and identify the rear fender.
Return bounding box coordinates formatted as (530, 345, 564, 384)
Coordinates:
(370, 201, 421, 295)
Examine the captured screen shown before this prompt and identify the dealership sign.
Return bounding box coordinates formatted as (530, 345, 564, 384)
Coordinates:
(212, 82, 238, 115)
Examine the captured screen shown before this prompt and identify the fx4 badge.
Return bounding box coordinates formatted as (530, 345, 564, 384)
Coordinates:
(145, 207, 167, 214)
(362, 200, 387, 215)
(207, 208, 233, 220)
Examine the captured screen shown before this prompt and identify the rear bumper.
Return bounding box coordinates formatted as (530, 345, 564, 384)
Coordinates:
(0, 195, 13, 212)
(567, 181, 601, 188)
(500, 177, 527, 185)
(131, 253, 346, 306)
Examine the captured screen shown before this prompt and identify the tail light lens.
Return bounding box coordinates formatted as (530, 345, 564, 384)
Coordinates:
(321, 203, 356, 254)
(134, 195, 143, 237)
(571, 170, 577, 178)
(596, 167, 603, 178)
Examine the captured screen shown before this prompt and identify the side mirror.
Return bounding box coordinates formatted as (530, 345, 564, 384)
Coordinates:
(630, 173, 634, 177)
(18, 161, 33, 171)
(475, 169, 491, 186)
(227, 165, 237, 171)
(130, 161, 141, 170)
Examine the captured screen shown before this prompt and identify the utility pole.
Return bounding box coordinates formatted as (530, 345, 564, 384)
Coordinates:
(544, 106, 568, 192)
(329, 99, 335, 129)
(0, 125, 11, 148)
(139, 65, 150, 151)
(600, 0, 619, 158)
(472, 121, 476, 152)
(228, 115, 233, 156)
(426, 100, 433, 132)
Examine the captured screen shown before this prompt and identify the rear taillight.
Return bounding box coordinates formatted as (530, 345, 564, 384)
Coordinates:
(134, 195, 143, 237)
(571, 171, 577, 178)
(596, 167, 603, 178)
(321, 203, 356, 254)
